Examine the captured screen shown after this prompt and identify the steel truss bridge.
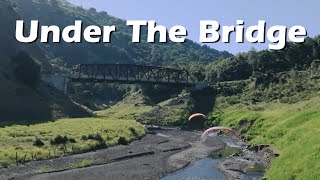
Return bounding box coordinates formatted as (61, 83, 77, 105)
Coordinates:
(69, 64, 198, 86)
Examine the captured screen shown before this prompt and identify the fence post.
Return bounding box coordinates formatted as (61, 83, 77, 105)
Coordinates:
(23, 152, 28, 164)
(15, 152, 18, 166)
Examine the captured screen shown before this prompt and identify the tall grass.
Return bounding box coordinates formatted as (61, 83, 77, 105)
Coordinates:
(0, 118, 145, 167)
(218, 96, 320, 179)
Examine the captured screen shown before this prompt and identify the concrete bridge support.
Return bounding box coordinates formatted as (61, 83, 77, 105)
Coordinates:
(41, 74, 69, 94)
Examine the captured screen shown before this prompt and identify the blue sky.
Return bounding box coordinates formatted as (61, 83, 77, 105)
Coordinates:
(68, 0, 320, 54)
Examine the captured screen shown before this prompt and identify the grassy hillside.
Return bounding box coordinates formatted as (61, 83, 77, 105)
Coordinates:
(204, 72, 320, 179)
(215, 97, 320, 179)
(95, 90, 192, 125)
(138, 94, 191, 125)
(13, 0, 232, 66)
(0, 0, 53, 73)
(0, 74, 93, 124)
(0, 0, 234, 121)
(0, 0, 94, 122)
(0, 74, 51, 123)
(94, 91, 153, 119)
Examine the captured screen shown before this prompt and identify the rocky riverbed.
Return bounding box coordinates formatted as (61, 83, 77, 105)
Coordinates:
(214, 139, 275, 180)
(0, 127, 276, 180)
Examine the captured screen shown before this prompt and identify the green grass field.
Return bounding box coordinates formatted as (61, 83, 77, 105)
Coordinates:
(217, 96, 320, 179)
(95, 91, 190, 125)
(0, 90, 187, 168)
(0, 118, 145, 167)
(94, 91, 153, 119)
(94, 101, 152, 120)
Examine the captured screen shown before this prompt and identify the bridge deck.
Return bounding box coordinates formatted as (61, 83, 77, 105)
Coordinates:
(69, 64, 197, 86)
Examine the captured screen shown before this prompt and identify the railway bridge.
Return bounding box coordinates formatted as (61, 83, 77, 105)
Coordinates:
(69, 64, 200, 87)
(42, 64, 207, 94)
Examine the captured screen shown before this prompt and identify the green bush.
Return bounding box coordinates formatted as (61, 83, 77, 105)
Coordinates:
(50, 134, 69, 145)
(33, 137, 44, 147)
(69, 138, 76, 143)
(128, 127, 138, 137)
(118, 137, 129, 145)
(88, 133, 103, 142)
(82, 133, 104, 142)
(80, 135, 88, 141)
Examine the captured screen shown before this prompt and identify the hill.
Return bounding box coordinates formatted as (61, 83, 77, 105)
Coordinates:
(13, 0, 232, 66)
(97, 35, 320, 179)
(2, 0, 320, 178)
(0, 0, 233, 121)
(0, 0, 93, 123)
(210, 78, 320, 179)
(196, 38, 320, 179)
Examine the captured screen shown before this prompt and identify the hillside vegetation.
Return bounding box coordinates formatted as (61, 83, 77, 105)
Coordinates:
(1, 0, 320, 179)
(0, 0, 92, 122)
(0, 0, 234, 121)
(0, 0, 230, 168)
(0, 73, 93, 124)
(214, 96, 320, 179)
(0, 117, 145, 167)
(95, 90, 193, 126)
(12, 0, 232, 66)
(194, 66, 320, 179)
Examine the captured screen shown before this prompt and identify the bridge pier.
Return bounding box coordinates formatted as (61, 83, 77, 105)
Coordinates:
(41, 74, 69, 94)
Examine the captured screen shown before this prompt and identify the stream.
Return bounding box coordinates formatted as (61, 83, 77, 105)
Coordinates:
(162, 135, 265, 180)
(163, 157, 225, 180)
(0, 127, 266, 180)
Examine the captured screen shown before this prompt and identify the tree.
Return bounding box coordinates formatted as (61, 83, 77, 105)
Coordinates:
(10, 51, 41, 88)
(88, 8, 97, 13)
(51, 0, 58, 6)
(247, 47, 258, 70)
(100, 11, 108, 17)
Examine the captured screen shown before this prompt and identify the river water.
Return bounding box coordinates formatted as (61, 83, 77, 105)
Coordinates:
(163, 155, 264, 180)
(162, 136, 264, 180)
(162, 157, 225, 180)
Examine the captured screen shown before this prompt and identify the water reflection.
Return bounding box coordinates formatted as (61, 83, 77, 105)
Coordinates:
(162, 158, 225, 180)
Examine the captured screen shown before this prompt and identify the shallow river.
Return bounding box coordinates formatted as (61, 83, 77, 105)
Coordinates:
(162, 157, 225, 180)
(162, 136, 264, 180)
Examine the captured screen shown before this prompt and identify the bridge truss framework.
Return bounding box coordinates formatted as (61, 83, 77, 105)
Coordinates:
(69, 64, 197, 86)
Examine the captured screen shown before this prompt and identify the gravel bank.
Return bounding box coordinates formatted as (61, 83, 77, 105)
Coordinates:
(0, 128, 225, 180)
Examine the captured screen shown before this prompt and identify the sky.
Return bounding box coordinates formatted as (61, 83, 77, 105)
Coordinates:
(68, 0, 320, 54)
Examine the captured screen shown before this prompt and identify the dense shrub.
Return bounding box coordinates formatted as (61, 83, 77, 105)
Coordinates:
(128, 127, 138, 137)
(69, 138, 76, 143)
(80, 135, 88, 141)
(81, 133, 104, 142)
(33, 137, 44, 147)
(50, 134, 69, 145)
(87, 141, 107, 151)
(118, 137, 129, 145)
